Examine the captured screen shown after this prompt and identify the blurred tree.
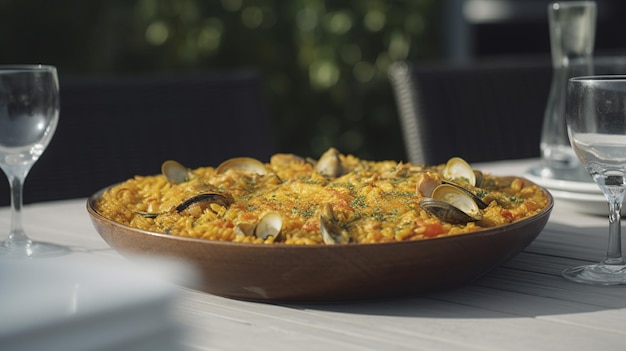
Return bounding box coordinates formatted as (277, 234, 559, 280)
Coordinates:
(0, 0, 440, 161)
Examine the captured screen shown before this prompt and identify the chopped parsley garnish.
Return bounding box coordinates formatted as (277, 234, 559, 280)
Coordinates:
(351, 195, 367, 209)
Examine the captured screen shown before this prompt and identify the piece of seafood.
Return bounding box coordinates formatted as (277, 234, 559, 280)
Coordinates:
(216, 157, 268, 175)
(162, 160, 194, 184)
(420, 183, 483, 224)
(175, 193, 234, 214)
(319, 203, 350, 244)
(315, 148, 344, 178)
(440, 181, 488, 209)
(416, 172, 440, 197)
(417, 158, 486, 208)
(442, 157, 483, 187)
(136, 192, 234, 218)
(270, 153, 313, 168)
(235, 212, 283, 240)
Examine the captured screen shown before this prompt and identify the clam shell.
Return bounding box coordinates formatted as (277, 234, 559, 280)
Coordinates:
(234, 223, 256, 237)
(216, 157, 268, 175)
(443, 157, 476, 186)
(319, 203, 350, 244)
(254, 212, 283, 240)
(315, 148, 344, 178)
(431, 184, 482, 220)
(440, 181, 488, 209)
(162, 160, 192, 184)
(419, 198, 479, 225)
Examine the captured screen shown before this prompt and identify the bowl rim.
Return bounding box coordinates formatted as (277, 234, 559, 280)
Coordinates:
(86, 177, 554, 250)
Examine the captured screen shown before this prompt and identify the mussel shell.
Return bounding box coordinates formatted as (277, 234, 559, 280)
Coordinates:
(175, 193, 233, 213)
(419, 198, 479, 225)
(135, 211, 158, 219)
(135, 192, 233, 219)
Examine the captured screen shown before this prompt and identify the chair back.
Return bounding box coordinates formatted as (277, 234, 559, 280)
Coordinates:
(3, 71, 274, 205)
(389, 58, 552, 165)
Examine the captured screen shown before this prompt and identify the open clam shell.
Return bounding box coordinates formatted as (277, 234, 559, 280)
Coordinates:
(443, 157, 478, 186)
(236, 212, 284, 241)
(440, 181, 488, 209)
(315, 148, 344, 178)
(319, 203, 350, 244)
(420, 183, 483, 224)
(162, 160, 193, 184)
(254, 212, 283, 240)
(419, 198, 479, 225)
(216, 157, 268, 175)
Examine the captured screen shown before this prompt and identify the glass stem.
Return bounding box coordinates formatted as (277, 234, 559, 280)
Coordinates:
(5, 173, 29, 247)
(604, 197, 624, 265)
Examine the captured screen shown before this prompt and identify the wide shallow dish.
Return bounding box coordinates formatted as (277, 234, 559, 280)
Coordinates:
(525, 166, 613, 216)
(525, 165, 597, 194)
(87, 179, 553, 302)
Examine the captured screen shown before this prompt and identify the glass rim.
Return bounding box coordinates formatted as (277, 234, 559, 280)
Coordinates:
(570, 55, 626, 64)
(0, 64, 57, 73)
(570, 75, 626, 82)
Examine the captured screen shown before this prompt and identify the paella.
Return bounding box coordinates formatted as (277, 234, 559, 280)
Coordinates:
(94, 148, 550, 245)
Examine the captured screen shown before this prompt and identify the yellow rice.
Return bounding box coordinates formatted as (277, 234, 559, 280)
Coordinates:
(94, 151, 550, 245)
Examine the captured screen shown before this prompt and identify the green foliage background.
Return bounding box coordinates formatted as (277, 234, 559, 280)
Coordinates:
(0, 0, 440, 161)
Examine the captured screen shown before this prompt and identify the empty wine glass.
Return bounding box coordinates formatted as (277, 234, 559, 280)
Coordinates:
(563, 75, 626, 284)
(0, 65, 68, 258)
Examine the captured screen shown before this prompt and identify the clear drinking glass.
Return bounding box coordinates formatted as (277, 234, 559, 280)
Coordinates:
(0, 65, 68, 258)
(563, 75, 626, 284)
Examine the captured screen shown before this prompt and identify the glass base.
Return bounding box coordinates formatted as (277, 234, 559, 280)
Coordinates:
(562, 263, 626, 285)
(0, 239, 70, 258)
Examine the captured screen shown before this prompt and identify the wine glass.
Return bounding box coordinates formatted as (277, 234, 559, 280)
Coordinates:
(0, 65, 68, 258)
(563, 75, 626, 284)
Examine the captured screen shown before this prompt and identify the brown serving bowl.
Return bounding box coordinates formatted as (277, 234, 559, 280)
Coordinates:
(87, 180, 553, 303)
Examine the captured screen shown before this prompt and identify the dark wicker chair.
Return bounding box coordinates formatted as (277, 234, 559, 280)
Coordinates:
(1, 71, 275, 205)
(389, 57, 552, 165)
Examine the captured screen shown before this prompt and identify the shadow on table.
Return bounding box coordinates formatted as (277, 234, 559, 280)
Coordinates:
(287, 222, 626, 318)
(286, 276, 626, 319)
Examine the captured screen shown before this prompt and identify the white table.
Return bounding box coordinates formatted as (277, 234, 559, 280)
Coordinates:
(3, 159, 626, 351)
